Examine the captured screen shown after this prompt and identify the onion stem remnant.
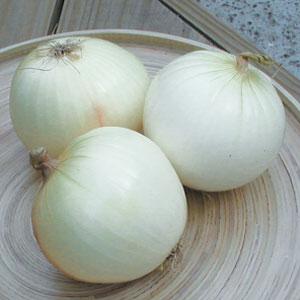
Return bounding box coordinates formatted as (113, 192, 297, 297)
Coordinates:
(30, 147, 58, 180)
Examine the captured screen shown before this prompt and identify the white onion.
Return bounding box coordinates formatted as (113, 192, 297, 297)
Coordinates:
(10, 37, 149, 157)
(144, 50, 286, 191)
(31, 127, 187, 283)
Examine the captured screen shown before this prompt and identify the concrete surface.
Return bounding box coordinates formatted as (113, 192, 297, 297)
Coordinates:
(196, 0, 300, 78)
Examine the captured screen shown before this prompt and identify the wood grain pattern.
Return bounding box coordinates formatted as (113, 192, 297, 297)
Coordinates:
(160, 0, 300, 103)
(0, 30, 299, 299)
(0, 0, 62, 48)
(57, 0, 211, 44)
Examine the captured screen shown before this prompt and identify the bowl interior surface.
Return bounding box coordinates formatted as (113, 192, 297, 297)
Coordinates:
(0, 30, 299, 300)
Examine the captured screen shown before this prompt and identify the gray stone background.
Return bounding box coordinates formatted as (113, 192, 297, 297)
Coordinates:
(197, 0, 300, 78)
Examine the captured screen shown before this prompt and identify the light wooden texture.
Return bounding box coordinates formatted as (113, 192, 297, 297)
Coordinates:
(57, 0, 211, 43)
(161, 0, 300, 103)
(0, 0, 63, 48)
(0, 30, 300, 299)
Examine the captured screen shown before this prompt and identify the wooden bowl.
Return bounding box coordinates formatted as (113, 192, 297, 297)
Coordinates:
(0, 30, 299, 300)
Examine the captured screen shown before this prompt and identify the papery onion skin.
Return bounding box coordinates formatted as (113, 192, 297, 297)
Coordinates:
(32, 127, 187, 283)
(143, 50, 286, 191)
(10, 37, 149, 157)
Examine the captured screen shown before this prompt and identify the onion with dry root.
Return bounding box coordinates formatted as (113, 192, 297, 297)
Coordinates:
(31, 127, 187, 283)
(10, 37, 149, 157)
(144, 50, 286, 191)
